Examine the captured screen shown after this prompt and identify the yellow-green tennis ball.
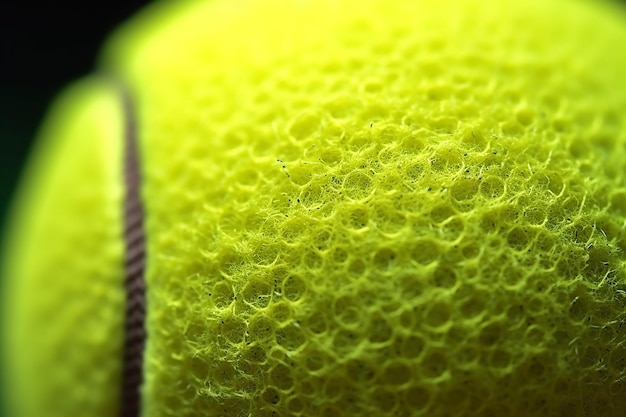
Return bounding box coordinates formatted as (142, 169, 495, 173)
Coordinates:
(3, 0, 626, 416)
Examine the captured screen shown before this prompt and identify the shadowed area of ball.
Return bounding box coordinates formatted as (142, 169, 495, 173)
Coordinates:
(2, 0, 626, 416)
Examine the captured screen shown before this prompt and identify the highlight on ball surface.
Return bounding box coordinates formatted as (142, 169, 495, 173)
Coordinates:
(2, 0, 626, 416)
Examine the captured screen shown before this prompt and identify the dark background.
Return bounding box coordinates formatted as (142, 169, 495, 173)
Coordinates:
(0, 0, 149, 232)
(0, 2, 149, 415)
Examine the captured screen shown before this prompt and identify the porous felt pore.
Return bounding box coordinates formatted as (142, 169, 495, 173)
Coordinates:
(3, 0, 626, 416)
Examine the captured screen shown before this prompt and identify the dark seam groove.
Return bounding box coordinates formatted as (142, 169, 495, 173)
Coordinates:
(119, 80, 146, 417)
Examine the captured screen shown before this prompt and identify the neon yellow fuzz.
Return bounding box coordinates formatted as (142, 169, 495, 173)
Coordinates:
(3, 0, 626, 416)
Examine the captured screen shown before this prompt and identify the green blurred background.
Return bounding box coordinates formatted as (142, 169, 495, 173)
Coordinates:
(0, 0, 148, 241)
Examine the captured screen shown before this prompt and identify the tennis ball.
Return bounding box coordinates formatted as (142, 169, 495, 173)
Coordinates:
(2, 0, 626, 416)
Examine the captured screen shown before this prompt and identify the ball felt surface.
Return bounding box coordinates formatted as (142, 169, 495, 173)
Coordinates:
(2, 81, 126, 416)
(3, 0, 626, 416)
